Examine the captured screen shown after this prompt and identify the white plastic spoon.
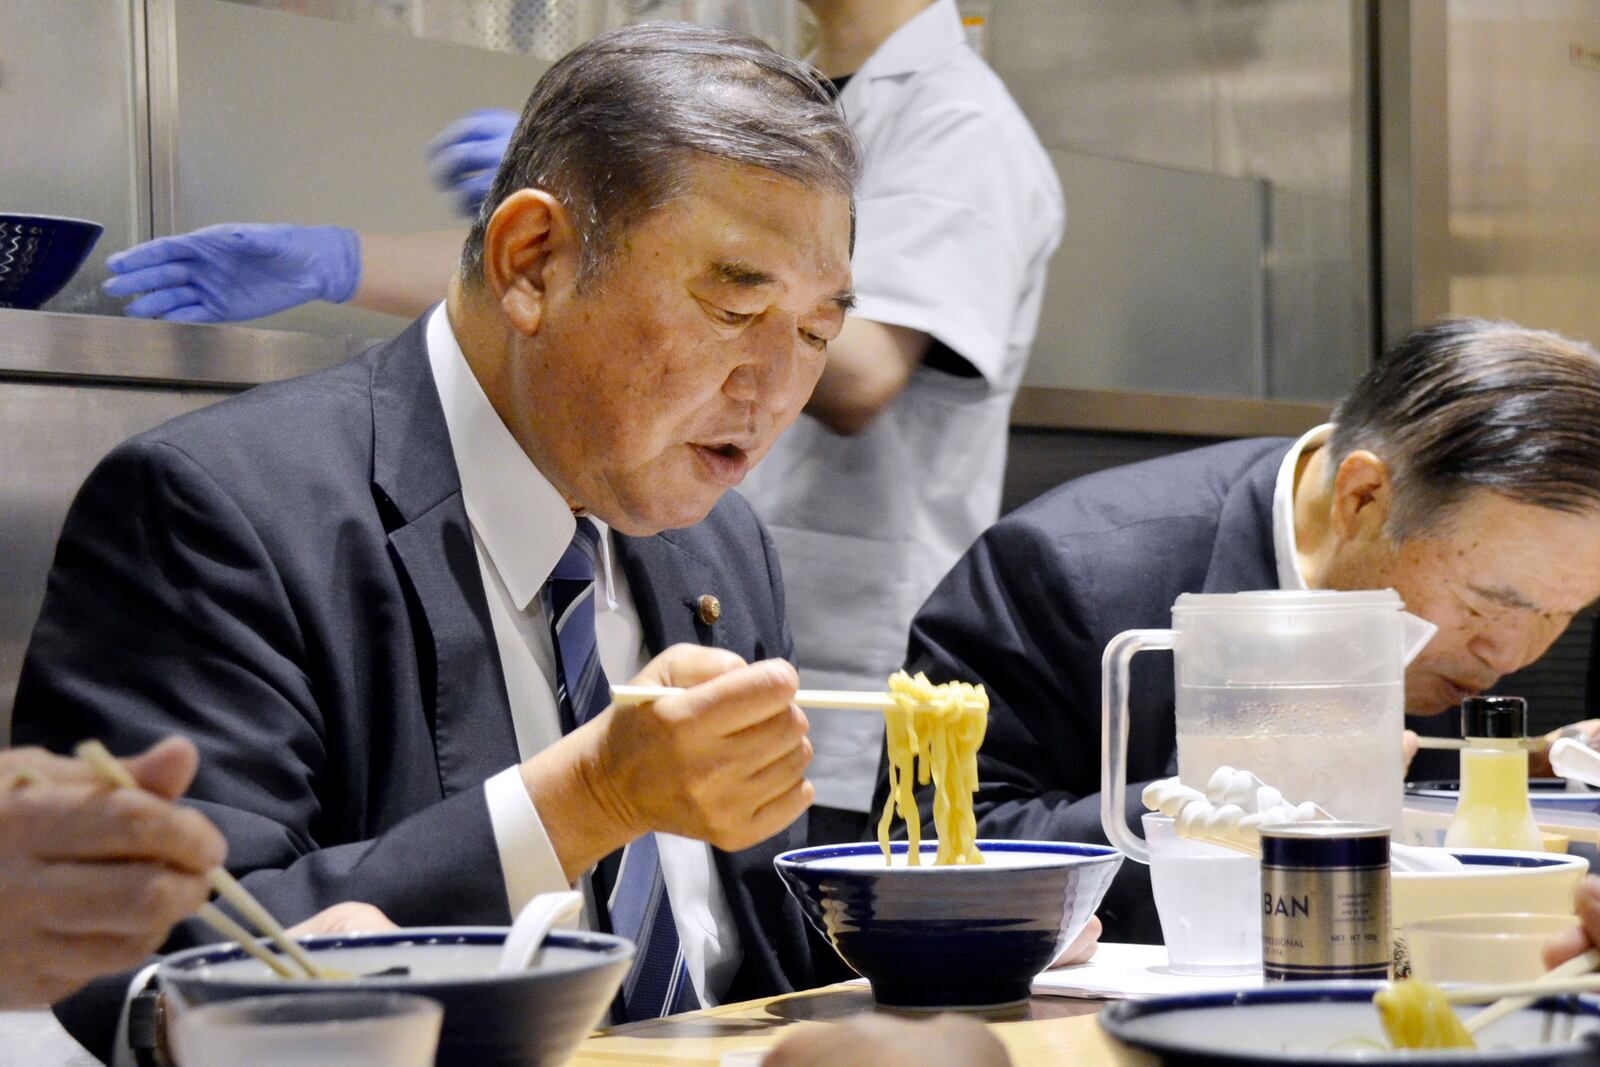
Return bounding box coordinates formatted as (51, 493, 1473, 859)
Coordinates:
(1550, 737, 1600, 787)
(497, 890, 584, 974)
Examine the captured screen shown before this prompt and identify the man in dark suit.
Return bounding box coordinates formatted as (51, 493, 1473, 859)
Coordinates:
(889, 319, 1600, 942)
(14, 22, 860, 1053)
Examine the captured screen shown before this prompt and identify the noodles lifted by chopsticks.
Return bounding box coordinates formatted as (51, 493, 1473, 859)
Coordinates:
(1374, 979, 1476, 1050)
(876, 670, 988, 866)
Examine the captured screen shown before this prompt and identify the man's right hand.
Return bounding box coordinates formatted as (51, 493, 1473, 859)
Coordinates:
(102, 223, 361, 323)
(523, 645, 813, 878)
(0, 738, 227, 1008)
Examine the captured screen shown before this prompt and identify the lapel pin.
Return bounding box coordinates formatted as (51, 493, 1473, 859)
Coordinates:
(697, 593, 722, 626)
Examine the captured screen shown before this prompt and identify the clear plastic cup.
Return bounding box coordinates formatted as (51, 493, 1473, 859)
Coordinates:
(1404, 913, 1579, 985)
(1143, 812, 1262, 975)
(171, 991, 443, 1067)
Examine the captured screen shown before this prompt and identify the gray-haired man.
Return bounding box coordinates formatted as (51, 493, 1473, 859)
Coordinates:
(16, 24, 861, 1050)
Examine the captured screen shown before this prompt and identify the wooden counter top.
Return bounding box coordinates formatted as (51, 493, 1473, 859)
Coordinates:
(570, 984, 1124, 1066)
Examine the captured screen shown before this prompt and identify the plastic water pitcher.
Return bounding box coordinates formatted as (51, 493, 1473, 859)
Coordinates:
(1100, 589, 1437, 863)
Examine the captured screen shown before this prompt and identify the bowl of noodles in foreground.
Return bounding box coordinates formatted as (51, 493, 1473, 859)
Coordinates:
(774, 840, 1121, 1010)
(1098, 983, 1600, 1064)
(158, 927, 632, 1067)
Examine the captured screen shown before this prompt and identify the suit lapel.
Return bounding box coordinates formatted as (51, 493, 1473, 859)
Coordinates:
(369, 317, 518, 797)
(613, 531, 723, 654)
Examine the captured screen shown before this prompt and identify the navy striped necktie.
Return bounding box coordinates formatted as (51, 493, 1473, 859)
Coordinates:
(542, 518, 699, 1019)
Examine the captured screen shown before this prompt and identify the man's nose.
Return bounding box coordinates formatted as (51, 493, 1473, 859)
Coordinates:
(724, 326, 805, 413)
(1467, 621, 1549, 678)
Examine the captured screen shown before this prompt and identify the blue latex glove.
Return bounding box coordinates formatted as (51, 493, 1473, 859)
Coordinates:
(102, 224, 361, 323)
(425, 108, 517, 217)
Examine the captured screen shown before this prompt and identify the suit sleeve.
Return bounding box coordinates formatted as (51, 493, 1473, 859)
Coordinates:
(879, 515, 1164, 942)
(13, 439, 511, 942)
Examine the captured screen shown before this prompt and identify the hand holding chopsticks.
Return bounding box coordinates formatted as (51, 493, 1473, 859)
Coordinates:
(74, 740, 343, 980)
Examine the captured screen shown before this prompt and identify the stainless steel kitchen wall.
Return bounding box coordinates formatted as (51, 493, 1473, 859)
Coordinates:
(1441, 0, 1600, 348)
(983, 0, 1374, 404)
(148, 0, 548, 339)
(215, 0, 803, 59)
(0, 0, 149, 315)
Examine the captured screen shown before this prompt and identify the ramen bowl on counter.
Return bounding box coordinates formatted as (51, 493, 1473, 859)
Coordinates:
(1392, 849, 1587, 928)
(157, 927, 631, 1067)
(1099, 983, 1600, 1065)
(774, 839, 1121, 1010)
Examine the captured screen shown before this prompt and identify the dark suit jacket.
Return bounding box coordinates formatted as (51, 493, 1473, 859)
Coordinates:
(14, 316, 827, 1053)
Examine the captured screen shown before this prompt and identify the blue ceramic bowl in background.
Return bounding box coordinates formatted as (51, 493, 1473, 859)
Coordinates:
(0, 214, 103, 309)
(158, 927, 632, 1067)
(775, 840, 1122, 1010)
(1100, 983, 1600, 1065)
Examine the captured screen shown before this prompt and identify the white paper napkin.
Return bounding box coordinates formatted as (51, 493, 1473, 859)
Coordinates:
(1031, 941, 1263, 1000)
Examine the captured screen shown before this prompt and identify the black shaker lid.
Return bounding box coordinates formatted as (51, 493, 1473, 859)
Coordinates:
(1461, 695, 1527, 738)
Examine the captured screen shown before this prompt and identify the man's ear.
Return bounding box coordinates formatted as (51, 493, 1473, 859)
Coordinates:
(1330, 449, 1393, 544)
(481, 189, 575, 337)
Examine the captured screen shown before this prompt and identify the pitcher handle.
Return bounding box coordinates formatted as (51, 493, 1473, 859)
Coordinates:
(1100, 628, 1175, 865)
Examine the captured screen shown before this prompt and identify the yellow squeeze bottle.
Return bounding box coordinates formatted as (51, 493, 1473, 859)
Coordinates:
(1444, 696, 1542, 852)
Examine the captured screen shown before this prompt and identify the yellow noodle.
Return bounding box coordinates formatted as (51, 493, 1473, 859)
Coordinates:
(1374, 979, 1476, 1050)
(876, 670, 989, 866)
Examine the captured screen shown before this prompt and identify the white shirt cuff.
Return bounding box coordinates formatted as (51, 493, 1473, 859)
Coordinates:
(484, 767, 570, 916)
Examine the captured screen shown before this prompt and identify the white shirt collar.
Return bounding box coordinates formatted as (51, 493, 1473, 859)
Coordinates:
(1271, 423, 1335, 592)
(424, 304, 617, 612)
(848, 0, 965, 84)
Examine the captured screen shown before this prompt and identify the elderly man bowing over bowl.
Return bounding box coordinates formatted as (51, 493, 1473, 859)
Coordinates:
(10, 22, 924, 1062)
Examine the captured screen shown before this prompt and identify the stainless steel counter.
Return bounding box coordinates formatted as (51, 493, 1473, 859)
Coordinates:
(0, 308, 373, 388)
(1011, 385, 1328, 438)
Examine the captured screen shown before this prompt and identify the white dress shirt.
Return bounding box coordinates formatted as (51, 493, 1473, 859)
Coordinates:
(739, 0, 1066, 811)
(1271, 423, 1333, 591)
(425, 305, 741, 1004)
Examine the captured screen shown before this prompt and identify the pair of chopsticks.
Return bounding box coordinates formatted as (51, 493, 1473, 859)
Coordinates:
(75, 740, 341, 980)
(1444, 947, 1600, 1035)
(610, 684, 984, 713)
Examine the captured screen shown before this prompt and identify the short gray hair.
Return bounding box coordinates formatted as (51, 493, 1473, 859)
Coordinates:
(1327, 318, 1600, 539)
(461, 22, 860, 287)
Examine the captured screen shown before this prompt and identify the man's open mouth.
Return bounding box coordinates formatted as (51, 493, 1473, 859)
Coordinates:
(691, 441, 752, 486)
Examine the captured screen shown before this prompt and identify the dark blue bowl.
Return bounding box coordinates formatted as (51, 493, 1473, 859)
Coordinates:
(0, 214, 102, 309)
(775, 840, 1122, 1010)
(1100, 983, 1600, 1064)
(157, 927, 632, 1067)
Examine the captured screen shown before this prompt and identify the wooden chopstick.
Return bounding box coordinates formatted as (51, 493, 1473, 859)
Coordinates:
(1438, 948, 1600, 1035)
(74, 740, 332, 980)
(196, 902, 298, 979)
(610, 684, 984, 713)
(1415, 736, 1549, 751)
